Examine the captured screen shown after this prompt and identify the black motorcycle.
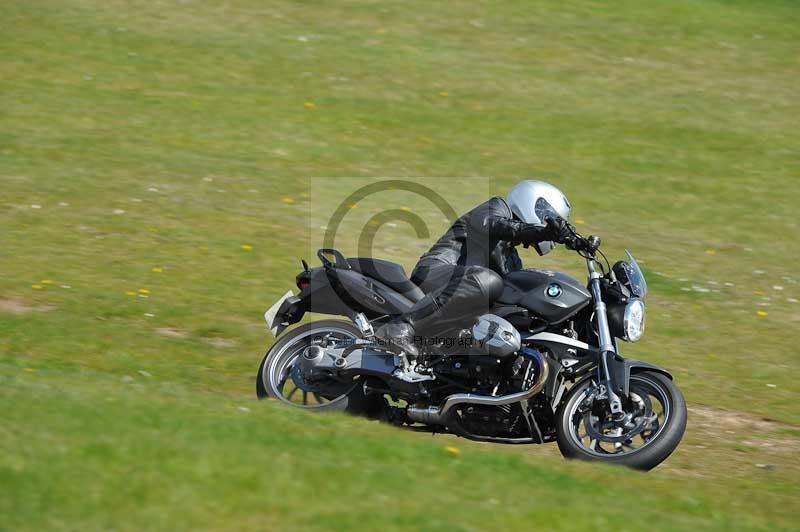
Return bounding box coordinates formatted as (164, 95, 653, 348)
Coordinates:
(257, 226, 687, 470)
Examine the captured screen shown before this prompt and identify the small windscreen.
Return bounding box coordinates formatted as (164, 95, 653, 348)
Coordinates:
(624, 250, 648, 298)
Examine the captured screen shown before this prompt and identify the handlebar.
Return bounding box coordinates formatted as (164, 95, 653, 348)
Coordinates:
(568, 233, 601, 254)
(544, 216, 601, 256)
(582, 234, 602, 254)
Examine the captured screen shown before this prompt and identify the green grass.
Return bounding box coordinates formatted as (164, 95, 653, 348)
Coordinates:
(2, 0, 799, 530)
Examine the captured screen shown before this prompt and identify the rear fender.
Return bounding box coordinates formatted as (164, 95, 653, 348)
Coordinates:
(264, 291, 309, 337)
(268, 266, 364, 334)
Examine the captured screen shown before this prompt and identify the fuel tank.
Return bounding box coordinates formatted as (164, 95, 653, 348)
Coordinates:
(497, 269, 591, 324)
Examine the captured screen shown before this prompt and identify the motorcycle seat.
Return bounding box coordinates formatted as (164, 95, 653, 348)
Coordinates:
(346, 257, 426, 303)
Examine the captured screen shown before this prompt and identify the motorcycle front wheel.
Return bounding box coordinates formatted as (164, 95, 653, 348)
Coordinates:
(556, 371, 687, 471)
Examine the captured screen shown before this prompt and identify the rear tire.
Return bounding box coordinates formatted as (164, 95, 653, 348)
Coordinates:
(256, 319, 384, 416)
(556, 371, 687, 471)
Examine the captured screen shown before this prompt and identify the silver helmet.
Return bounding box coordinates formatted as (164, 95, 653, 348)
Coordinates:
(506, 180, 571, 256)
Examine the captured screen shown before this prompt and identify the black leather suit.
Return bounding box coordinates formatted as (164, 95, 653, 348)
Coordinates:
(403, 196, 556, 335)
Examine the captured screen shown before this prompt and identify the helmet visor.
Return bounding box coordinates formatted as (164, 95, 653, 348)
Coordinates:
(534, 197, 568, 226)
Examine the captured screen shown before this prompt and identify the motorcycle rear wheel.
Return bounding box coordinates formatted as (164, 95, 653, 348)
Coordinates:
(256, 320, 382, 416)
(556, 371, 687, 470)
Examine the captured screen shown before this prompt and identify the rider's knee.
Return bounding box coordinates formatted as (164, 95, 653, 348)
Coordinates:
(466, 267, 504, 301)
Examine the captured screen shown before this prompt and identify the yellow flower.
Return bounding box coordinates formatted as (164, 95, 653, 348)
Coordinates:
(304, 101, 316, 109)
(41, 279, 54, 285)
(281, 197, 296, 205)
(705, 249, 717, 256)
(756, 310, 768, 317)
(31, 284, 43, 290)
(138, 288, 150, 294)
(438, 91, 449, 97)
(125, 291, 136, 296)
(151, 267, 163, 273)
(241, 244, 253, 252)
(444, 445, 461, 456)
(575, 219, 586, 225)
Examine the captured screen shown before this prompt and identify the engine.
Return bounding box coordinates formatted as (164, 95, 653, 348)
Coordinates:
(436, 356, 503, 391)
(440, 349, 544, 439)
(428, 314, 523, 391)
(470, 314, 521, 357)
(457, 403, 528, 439)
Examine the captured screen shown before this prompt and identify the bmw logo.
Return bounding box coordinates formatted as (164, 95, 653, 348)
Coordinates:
(546, 283, 563, 298)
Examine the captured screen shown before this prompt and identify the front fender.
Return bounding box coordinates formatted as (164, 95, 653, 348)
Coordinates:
(607, 356, 673, 397)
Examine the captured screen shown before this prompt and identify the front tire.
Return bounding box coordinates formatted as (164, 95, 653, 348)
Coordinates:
(256, 319, 383, 416)
(556, 371, 687, 470)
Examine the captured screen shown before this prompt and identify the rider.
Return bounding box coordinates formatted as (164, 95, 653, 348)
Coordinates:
(377, 180, 575, 356)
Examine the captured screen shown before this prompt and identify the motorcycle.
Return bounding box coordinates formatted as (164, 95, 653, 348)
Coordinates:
(257, 223, 687, 470)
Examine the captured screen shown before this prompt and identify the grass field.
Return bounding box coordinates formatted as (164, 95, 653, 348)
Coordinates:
(2, 0, 799, 530)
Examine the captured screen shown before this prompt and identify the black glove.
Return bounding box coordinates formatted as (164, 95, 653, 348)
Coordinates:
(542, 217, 575, 245)
(516, 219, 572, 247)
(515, 223, 546, 247)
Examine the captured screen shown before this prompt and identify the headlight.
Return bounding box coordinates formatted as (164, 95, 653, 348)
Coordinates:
(623, 299, 646, 342)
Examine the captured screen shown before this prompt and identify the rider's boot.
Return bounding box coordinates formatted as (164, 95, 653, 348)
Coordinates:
(374, 319, 420, 358)
(374, 294, 441, 357)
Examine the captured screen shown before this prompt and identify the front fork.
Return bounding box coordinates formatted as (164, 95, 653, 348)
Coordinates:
(587, 260, 625, 418)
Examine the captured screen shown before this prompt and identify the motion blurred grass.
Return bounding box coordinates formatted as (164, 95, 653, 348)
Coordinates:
(1, 0, 799, 530)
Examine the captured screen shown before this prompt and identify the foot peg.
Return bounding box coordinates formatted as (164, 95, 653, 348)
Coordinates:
(353, 312, 375, 338)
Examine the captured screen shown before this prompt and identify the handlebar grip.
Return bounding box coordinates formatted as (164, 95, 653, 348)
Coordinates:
(544, 215, 563, 228)
(567, 234, 600, 254)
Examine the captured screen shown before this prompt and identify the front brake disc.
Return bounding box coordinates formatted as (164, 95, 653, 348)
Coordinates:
(584, 413, 654, 443)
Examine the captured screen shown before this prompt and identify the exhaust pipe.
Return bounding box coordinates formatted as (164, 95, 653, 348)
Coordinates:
(407, 350, 550, 425)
